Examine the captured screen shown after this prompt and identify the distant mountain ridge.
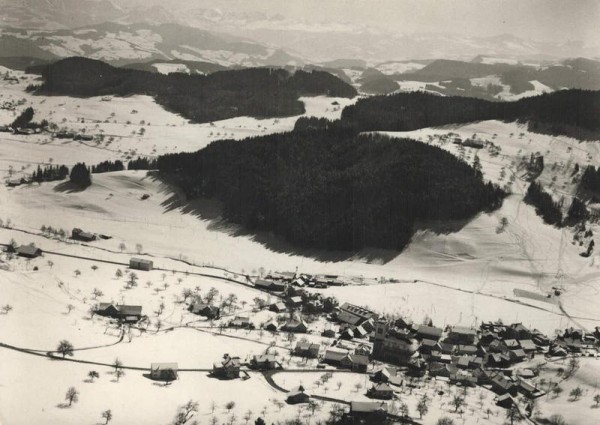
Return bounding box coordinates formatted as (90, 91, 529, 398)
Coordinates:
(0, 22, 307, 68)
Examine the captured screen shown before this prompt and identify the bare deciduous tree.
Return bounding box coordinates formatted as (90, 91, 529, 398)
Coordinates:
(65, 386, 79, 406)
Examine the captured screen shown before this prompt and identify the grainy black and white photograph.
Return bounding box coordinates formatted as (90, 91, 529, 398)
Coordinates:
(0, 0, 599, 424)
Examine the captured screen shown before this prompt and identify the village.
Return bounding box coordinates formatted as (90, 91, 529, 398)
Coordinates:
(3, 229, 600, 425)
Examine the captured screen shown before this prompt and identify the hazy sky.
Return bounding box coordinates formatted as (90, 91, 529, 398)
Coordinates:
(135, 0, 599, 44)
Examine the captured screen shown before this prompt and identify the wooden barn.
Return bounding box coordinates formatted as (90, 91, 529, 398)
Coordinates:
(130, 257, 153, 271)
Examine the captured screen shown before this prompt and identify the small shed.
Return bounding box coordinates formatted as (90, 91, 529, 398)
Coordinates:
(130, 257, 153, 271)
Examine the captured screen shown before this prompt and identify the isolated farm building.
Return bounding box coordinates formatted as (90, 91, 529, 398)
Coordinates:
(71, 228, 96, 242)
(6, 178, 26, 187)
(281, 319, 307, 333)
(212, 354, 241, 379)
(286, 386, 310, 404)
(368, 383, 394, 400)
(129, 257, 153, 271)
(448, 326, 478, 344)
(150, 363, 178, 381)
(96, 303, 143, 322)
(349, 401, 388, 423)
(17, 244, 42, 258)
(74, 133, 94, 141)
(462, 139, 485, 149)
(189, 301, 220, 319)
(250, 354, 279, 370)
(294, 341, 320, 358)
(413, 324, 443, 341)
(269, 302, 286, 313)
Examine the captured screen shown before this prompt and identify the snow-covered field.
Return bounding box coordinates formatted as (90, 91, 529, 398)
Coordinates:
(0, 69, 355, 181)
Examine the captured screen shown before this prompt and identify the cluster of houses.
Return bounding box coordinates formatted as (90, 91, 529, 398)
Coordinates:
(254, 271, 349, 293)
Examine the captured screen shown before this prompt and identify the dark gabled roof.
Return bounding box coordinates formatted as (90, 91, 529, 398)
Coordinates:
(349, 354, 369, 366)
(253, 354, 277, 363)
(255, 279, 273, 288)
(17, 245, 41, 256)
(324, 349, 347, 362)
(350, 401, 388, 413)
(414, 324, 443, 339)
(451, 326, 477, 336)
(130, 257, 152, 265)
(372, 383, 393, 392)
(118, 305, 142, 315)
(511, 348, 527, 358)
(337, 310, 363, 326)
(456, 345, 478, 354)
(340, 303, 374, 318)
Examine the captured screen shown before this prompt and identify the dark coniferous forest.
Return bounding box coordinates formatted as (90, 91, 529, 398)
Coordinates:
(578, 166, 600, 200)
(69, 163, 92, 189)
(524, 182, 563, 226)
(339, 90, 600, 139)
(33, 57, 357, 124)
(157, 130, 505, 251)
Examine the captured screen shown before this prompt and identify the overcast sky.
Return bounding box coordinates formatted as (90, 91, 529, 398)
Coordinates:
(133, 0, 599, 44)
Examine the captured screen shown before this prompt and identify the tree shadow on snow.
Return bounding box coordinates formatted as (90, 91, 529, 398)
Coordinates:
(53, 181, 86, 193)
(148, 172, 401, 264)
